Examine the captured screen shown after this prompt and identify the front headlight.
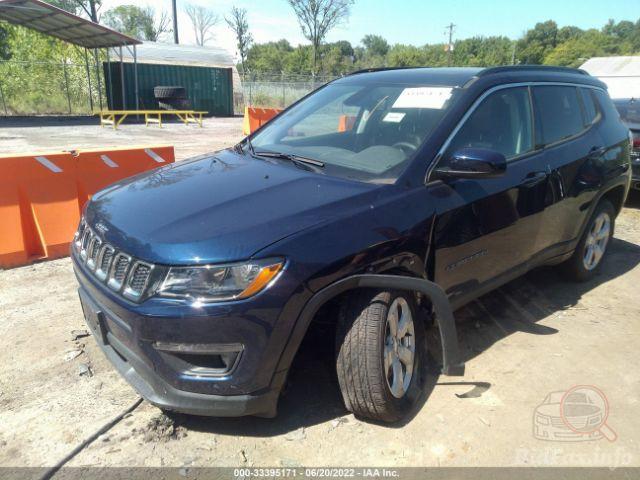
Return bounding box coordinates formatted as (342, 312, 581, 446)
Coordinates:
(157, 258, 284, 303)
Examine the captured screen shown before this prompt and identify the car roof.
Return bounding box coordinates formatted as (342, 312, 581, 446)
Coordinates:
(335, 65, 600, 88)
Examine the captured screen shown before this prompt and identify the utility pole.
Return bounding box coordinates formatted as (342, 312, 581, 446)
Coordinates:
(445, 22, 456, 67)
(172, 0, 179, 44)
(511, 41, 517, 65)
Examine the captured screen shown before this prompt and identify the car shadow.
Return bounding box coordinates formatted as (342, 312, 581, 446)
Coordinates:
(450, 236, 640, 366)
(169, 235, 640, 437)
(625, 189, 640, 208)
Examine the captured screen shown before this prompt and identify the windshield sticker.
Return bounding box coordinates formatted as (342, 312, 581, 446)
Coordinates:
(383, 112, 406, 123)
(392, 87, 453, 109)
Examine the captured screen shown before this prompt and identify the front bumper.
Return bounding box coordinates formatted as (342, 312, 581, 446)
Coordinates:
(73, 251, 296, 417)
(80, 287, 282, 417)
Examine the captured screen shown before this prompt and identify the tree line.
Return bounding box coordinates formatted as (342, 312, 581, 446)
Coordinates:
(1, 0, 640, 77)
(244, 18, 640, 77)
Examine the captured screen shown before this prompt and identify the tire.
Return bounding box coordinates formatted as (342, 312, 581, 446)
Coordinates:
(561, 199, 615, 281)
(335, 289, 426, 423)
(158, 99, 192, 111)
(154, 86, 187, 100)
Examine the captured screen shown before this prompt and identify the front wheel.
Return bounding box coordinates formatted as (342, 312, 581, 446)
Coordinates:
(335, 290, 426, 423)
(561, 199, 615, 281)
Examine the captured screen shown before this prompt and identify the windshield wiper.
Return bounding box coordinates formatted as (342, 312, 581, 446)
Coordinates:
(253, 150, 325, 170)
(234, 136, 256, 156)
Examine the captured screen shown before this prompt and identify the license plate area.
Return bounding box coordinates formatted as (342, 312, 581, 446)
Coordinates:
(79, 291, 108, 345)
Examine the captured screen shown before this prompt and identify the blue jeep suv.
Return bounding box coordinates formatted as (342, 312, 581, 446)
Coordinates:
(73, 66, 631, 423)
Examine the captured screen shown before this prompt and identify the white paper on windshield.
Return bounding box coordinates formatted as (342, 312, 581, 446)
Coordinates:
(383, 112, 406, 123)
(392, 87, 453, 109)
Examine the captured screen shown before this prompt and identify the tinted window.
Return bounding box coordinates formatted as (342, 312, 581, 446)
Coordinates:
(533, 86, 584, 145)
(580, 88, 599, 125)
(446, 87, 533, 160)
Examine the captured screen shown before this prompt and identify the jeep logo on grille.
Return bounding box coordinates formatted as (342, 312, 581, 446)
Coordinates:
(95, 222, 109, 235)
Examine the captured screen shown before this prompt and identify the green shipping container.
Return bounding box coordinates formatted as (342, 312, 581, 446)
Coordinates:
(104, 62, 234, 116)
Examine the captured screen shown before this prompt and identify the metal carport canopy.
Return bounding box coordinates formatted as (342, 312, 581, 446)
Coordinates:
(0, 0, 141, 48)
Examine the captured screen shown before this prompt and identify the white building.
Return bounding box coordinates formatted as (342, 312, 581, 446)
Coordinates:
(580, 56, 640, 99)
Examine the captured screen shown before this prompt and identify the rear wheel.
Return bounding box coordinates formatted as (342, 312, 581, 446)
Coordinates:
(561, 200, 615, 281)
(335, 290, 425, 423)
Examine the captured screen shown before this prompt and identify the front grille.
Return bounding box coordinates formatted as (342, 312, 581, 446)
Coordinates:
(73, 218, 155, 302)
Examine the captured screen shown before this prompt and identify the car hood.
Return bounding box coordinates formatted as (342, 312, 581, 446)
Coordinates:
(86, 149, 381, 265)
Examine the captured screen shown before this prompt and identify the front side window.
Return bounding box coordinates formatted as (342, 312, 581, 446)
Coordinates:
(533, 86, 584, 146)
(250, 82, 459, 183)
(445, 87, 534, 160)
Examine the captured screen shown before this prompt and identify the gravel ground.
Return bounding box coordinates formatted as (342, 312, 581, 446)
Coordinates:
(0, 116, 244, 161)
(1, 118, 640, 469)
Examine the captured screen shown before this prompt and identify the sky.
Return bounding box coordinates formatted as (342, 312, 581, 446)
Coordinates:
(100, 0, 640, 59)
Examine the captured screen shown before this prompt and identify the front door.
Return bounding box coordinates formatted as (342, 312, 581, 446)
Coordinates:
(429, 86, 549, 306)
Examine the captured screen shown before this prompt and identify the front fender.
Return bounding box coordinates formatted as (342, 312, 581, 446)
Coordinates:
(270, 274, 465, 395)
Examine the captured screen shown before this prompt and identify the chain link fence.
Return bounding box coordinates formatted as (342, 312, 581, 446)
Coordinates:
(0, 59, 104, 116)
(235, 72, 340, 114)
(0, 61, 339, 117)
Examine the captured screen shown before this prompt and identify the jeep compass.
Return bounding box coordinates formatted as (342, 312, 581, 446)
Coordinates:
(73, 66, 631, 423)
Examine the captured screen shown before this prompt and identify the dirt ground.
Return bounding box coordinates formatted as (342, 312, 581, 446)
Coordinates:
(1, 118, 640, 470)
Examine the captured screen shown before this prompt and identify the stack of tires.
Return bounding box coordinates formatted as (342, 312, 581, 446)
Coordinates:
(154, 86, 192, 110)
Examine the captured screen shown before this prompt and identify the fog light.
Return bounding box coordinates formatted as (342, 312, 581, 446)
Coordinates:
(153, 342, 243, 377)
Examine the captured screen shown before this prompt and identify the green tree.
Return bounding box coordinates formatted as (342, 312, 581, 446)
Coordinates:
(246, 39, 294, 73)
(102, 5, 171, 41)
(48, 0, 102, 22)
(517, 20, 559, 64)
(225, 7, 253, 73)
(387, 44, 426, 67)
(362, 34, 389, 57)
(544, 29, 621, 67)
(0, 24, 11, 60)
(453, 36, 513, 66)
(287, 0, 356, 74)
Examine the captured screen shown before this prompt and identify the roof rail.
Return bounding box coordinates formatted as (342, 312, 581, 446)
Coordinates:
(477, 65, 590, 77)
(346, 66, 427, 76)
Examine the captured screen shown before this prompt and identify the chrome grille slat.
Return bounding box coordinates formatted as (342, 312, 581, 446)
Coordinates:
(74, 218, 155, 302)
(95, 245, 114, 281)
(86, 236, 102, 270)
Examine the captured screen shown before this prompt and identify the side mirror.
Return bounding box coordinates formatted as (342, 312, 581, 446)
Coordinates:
(434, 147, 507, 179)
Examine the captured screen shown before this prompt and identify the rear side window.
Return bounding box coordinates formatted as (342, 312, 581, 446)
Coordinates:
(593, 89, 623, 122)
(446, 87, 533, 160)
(579, 88, 599, 126)
(533, 86, 584, 146)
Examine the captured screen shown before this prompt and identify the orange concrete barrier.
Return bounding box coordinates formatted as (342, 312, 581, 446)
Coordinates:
(0, 151, 79, 267)
(75, 145, 175, 205)
(338, 115, 357, 132)
(243, 107, 283, 135)
(0, 146, 175, 269)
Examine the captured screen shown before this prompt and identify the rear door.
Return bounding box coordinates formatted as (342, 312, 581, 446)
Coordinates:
(430, 86, 550, 305)
(531, 85, 601, 253)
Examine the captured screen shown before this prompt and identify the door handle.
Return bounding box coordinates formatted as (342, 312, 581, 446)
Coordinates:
(589, 146, 607, 158)
(521, 171, 547, 186)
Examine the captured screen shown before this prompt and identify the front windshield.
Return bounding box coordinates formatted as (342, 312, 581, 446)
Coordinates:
(250, 81, 459, 183)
